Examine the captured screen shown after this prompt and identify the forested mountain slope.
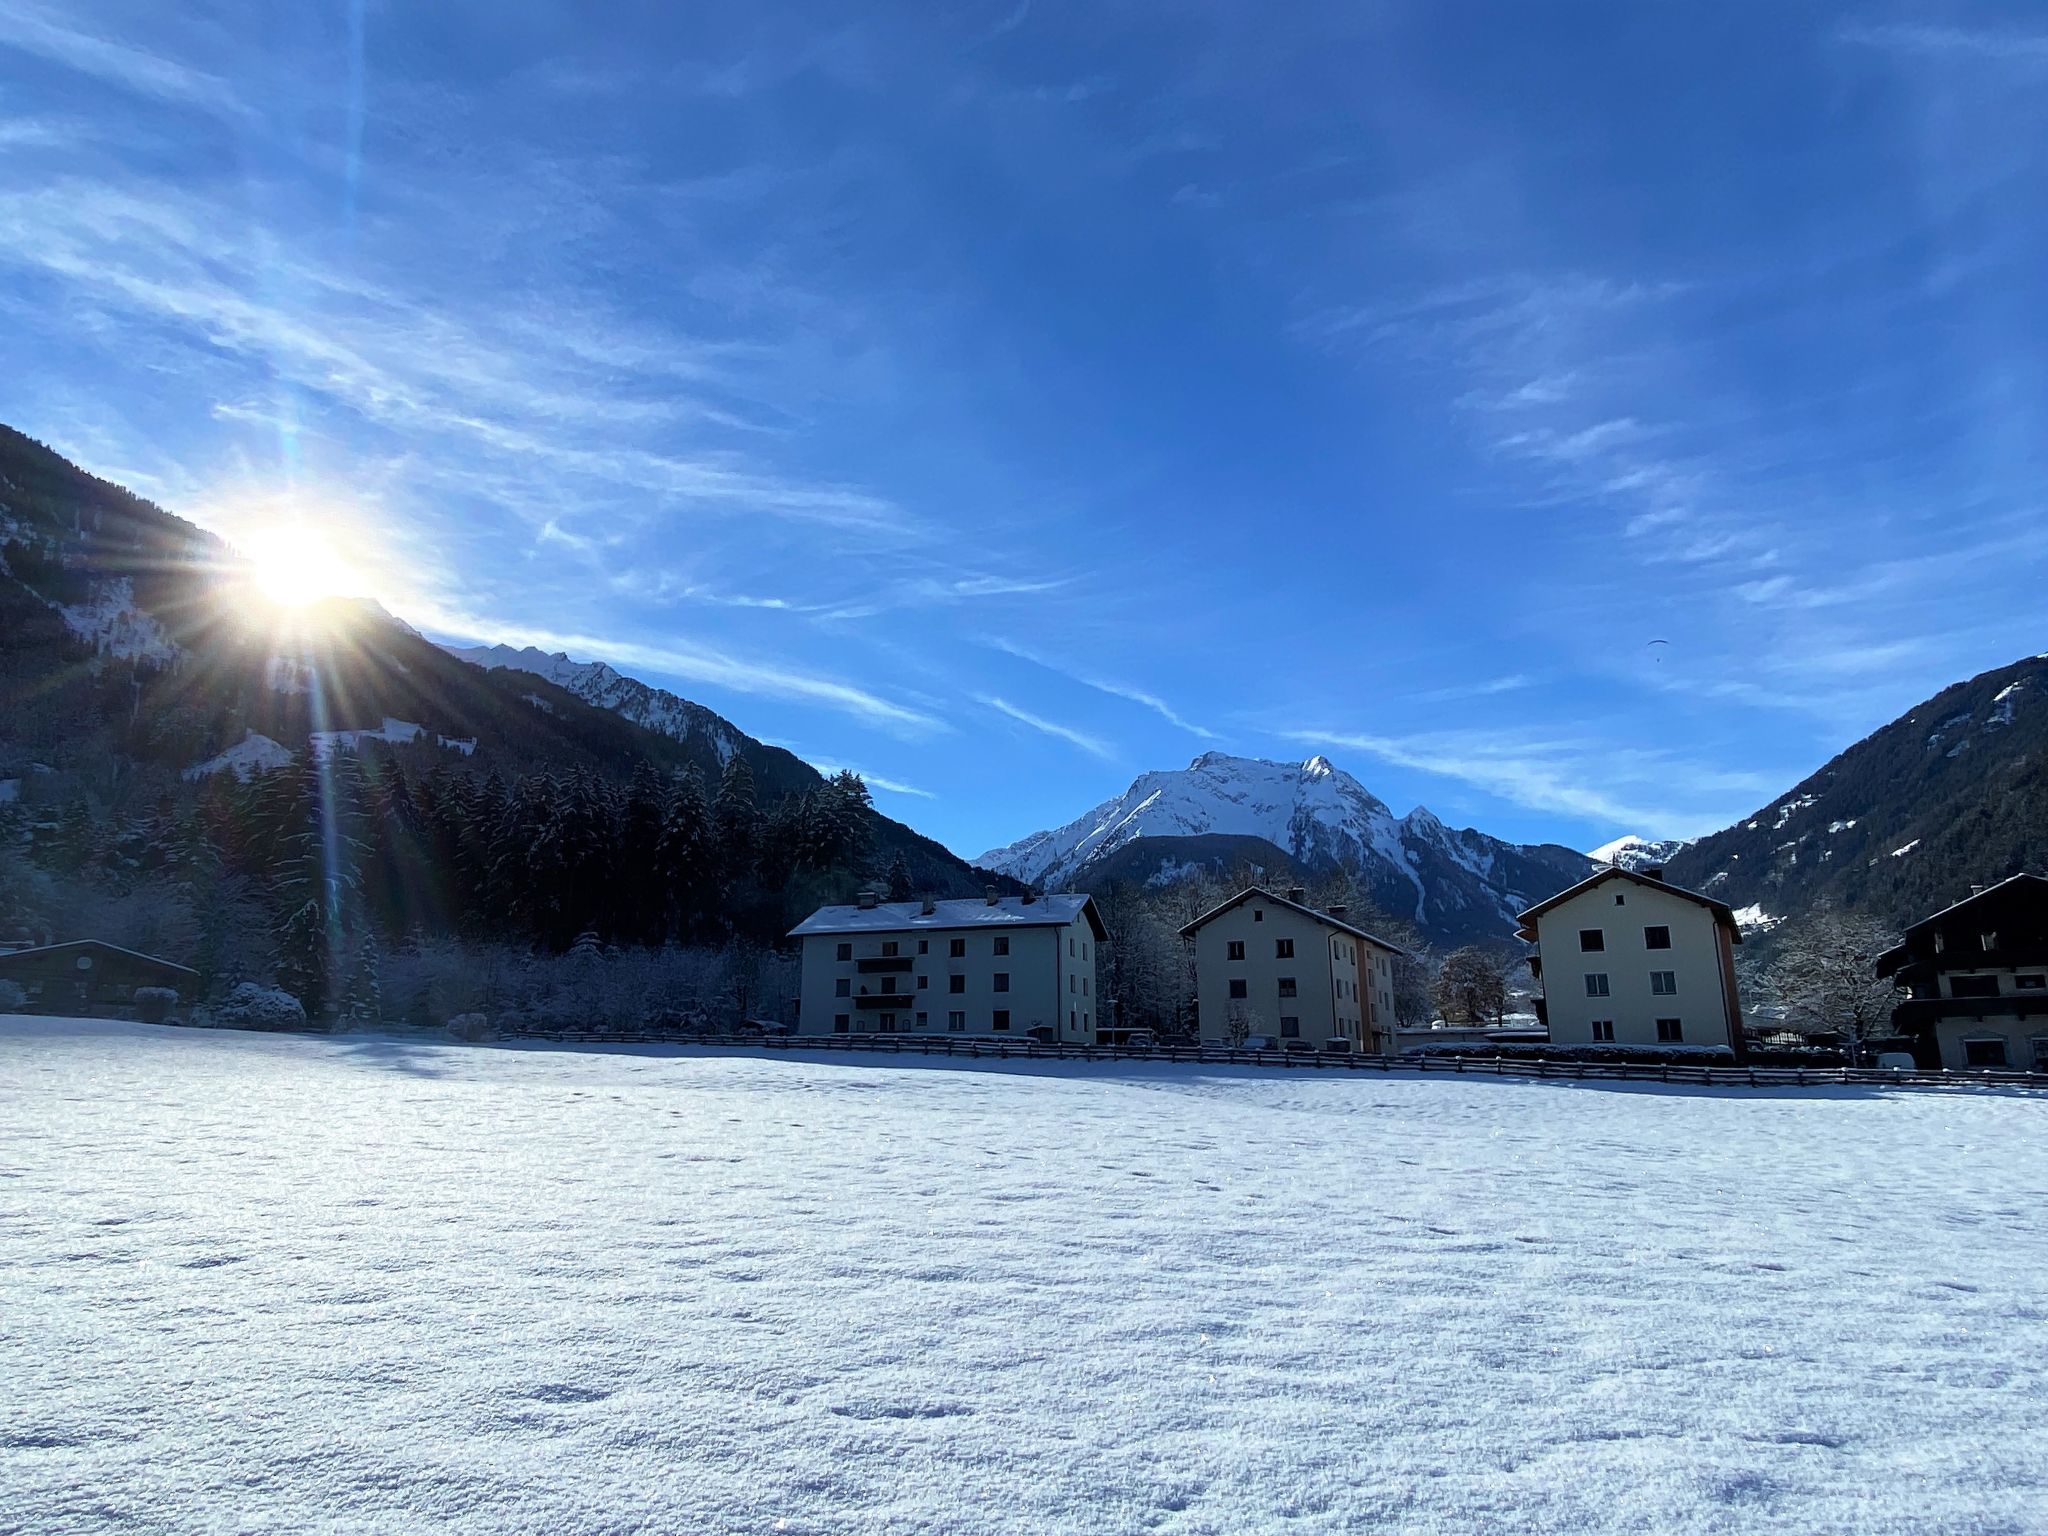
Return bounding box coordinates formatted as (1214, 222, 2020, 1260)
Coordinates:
(1664, 652, 2048, 928)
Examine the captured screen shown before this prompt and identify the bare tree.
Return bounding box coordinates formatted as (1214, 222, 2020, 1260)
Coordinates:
(1432, 946, 1508, 1025)
(1765, 907, 1901, 1065)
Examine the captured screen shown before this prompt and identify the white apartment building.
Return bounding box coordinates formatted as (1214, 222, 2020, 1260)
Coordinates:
(1517, 866, 1745, 1052)
(789, 890, 1106, 1041)
(1181, 886, 1405, 1050)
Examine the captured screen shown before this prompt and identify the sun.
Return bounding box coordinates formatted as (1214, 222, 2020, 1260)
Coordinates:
(242, 524, 357, 609)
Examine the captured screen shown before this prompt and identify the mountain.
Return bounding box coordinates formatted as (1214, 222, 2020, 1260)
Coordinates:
(0, 423, 991, 899)
(1588, 834, 1692, 872)
(1664, 652, 2048, 931)
(978, 752, 1595, 945)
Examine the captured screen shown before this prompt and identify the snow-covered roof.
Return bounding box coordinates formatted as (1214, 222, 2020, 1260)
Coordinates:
(1514, 866, 1739, 941)
(790, 894, 1106, 941)
(1176, 886, 1408, 955)
(0, 938, 198, 976)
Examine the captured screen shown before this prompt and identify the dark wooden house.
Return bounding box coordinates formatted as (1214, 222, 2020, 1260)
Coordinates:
(1876, 873, 2048, 1070)
(0, 940, 199, 1017)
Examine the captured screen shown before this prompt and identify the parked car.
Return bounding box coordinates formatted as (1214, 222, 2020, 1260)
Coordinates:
(1123, 1030, 1155, 1049)
(1282, 1039, 1313, 1053)
(1242, 1035, 1279, 1051)
(1321, 1037, 1354, 1053)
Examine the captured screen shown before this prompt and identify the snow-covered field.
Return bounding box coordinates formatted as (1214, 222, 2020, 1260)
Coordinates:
(4, 1019, 2045, 1535)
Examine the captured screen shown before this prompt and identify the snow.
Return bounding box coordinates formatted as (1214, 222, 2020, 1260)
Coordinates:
(1985, 680, 2025, 729)
(1587, 835, 1689, 871)
(446, 642, 744, 765)
(791, 894, 1093, 935)
(308, 718, 426, 758)
(57, 578, 178, 665)
(1730, 903, 1781, 932)
(1768, 795, 1817, 832)
(181, 731, 294, 781)
(1826, 820, 1856, 834)
(438, 734, 479, 756)
(1891, 839, 1920, 858)
(4, 1018, 2046, 1535)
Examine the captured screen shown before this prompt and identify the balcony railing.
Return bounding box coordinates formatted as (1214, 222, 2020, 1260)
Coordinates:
(852, 992, 911, 1010)
(856, 956, 914, 974)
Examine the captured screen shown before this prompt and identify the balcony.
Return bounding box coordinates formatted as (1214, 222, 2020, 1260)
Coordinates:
(856, 956, 913, 974)
(852, 992, 911, 1010)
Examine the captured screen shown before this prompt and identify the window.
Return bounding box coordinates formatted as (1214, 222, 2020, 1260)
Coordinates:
(1280, 1016, 1300, 1038)
(879, 1014, 897, 1031)
(2015, 974, 2046, 992)
(835, 978, 851, 998)
(1656, 1018, 1683, 1042)
(1650, 971, 1677, 996)
(1070, 1010, 1077, 1029)
(1253, 909, 1263, 922)
(1275, 938, 1295, 958)
(1963, 1038, 2007, 1068)
(1981, 931, 1999, 952)
(1933, 932, 1946, 954)
(1277, 977, 1297, 998)
(1082, 977, 1089, 996)
(1614, 892, 1626, 906)
(1585, 973, 1610, 998)
(834, 1015, 850, 1033)
(917, 975, 929, 990)
(1950, 976, 1999, 999)
(880, 977, 898, 994)
(994, 936, 1009, 956)
(991, 1011, 1010, 1031)
(949, 975, 966, 994)
(2033, 1037, 2048, 1071)
(836, 942, 852, 961)
(1229, 979, 1248, 1000)
(1227, 940, 1245, 961)
(993, 972, 1010, 993)
(916, 1012, 928, 1028)
(1069, 937, 1076, 957)
(1644, 925, 1672, 950)
(947, 1012, 965, 1032)
(1590, 1020, 1615, 1041)
(949, 938, 966, 958)
(917, 939, 929, 955)
(881, 941, 898, 958)
(1579, 929, 1605, 952)
(1069, 975, 1076, 992)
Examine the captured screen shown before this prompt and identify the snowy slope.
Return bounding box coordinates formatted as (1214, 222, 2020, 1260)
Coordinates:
(1587, 834, 1691, 871)
(5, 1017, 2044, 1536)
(980, 753, 1593, 944)
(445, 643, 747, 766)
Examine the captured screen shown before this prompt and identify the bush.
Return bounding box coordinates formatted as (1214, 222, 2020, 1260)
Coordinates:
(133, 986, 179, 1024)
(445, 1013, 493, 1043)
(206, 983, 308, 1032)
(0, 979, 26, 1012)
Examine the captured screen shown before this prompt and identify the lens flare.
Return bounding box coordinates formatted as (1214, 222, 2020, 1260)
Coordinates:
(243, 524, 357, 608)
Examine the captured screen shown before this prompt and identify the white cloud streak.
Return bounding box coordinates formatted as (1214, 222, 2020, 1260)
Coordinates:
(979, 635, 1217, 739)
(978, 695, 1117, 761)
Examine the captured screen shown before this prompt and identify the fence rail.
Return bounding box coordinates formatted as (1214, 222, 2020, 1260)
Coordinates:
(491, 1027, 2048, 1092)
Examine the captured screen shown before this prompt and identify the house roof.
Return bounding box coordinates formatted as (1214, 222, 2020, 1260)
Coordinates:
(1514, 866, 1740, 943)
(790, 893, 1107, 942)
(1875, 872, 2047, 974)
(1176, 886, 1408, 955)
(0, 938, 199, 977)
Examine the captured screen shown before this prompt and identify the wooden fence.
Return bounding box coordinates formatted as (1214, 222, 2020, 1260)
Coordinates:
(491, 1027, 2048, 1092)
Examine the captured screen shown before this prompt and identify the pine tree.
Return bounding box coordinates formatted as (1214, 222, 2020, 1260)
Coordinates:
(885, 849, 914, 902)
(713, 755, 758, 886)
(656, 771, 714, 940)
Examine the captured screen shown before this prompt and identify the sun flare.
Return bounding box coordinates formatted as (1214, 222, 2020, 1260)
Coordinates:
(242, 524, 357, 609)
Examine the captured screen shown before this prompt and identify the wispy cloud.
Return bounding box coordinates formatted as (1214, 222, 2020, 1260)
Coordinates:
(980, 635, 1218, 738)
(978, 695, 1116, 761)
(1282, 726, 1775, 839)
(1839, 24, 2048, 64)
(0, 2, 252, 119)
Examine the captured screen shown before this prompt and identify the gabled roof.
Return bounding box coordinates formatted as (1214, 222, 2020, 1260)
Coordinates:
(1876, 872, 2047, 974)
(790, 893, 1107, 942)
(0, 938, 199, 976)
(1177, 886, 1408, 955)
(1515, 866, 1740, 943)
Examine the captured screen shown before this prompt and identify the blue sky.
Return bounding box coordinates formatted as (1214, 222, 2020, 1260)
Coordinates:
(4, 2, 2047, 860)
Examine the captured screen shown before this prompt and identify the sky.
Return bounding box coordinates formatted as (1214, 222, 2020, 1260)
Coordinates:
(3, 1, 2047, 861)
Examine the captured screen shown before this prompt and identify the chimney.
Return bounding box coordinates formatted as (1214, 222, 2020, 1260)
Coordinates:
(1327, 903, 1349, 920)
(1641, 866, 1666, 883)
(985, 886, 999, 906)
(1971, 884, 1987, 897)
(920, 895, 936, 916)
(1286, 886, 1307, 905)
(856, 890, 879, 910)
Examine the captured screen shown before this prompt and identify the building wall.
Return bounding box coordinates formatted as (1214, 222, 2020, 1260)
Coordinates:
(1931, 1016, 2048, 1071)
(0, 945, 195, 1014)
(796, 920, 1097, 1039)
(1190, 900, 1386, 1047)
(1535, 882, 1739, 1050)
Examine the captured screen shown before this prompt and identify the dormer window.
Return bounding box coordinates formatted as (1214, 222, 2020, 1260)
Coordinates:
(1981, 932, 1999, 952)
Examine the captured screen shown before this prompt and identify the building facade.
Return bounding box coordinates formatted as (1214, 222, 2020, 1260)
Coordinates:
(789, 891, 1106, 1041)
(0, 939, 198, 1015)
(1180, 886, 1405, 1050)
(1877, 873, 2048, 1070)
(1517, 867, 1745, 1052)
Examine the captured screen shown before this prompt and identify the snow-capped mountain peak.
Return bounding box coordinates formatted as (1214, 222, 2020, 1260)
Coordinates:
(978, 752, 1596, 944)
(1587, 834, 1692, 871)
(445, 642, 745, 765)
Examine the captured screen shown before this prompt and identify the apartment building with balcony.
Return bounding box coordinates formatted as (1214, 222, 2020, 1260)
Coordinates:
(1180, 886, 1406, 1051)
(1877, 872, 2048, 1070)
(789, 889, 1106, 1041)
